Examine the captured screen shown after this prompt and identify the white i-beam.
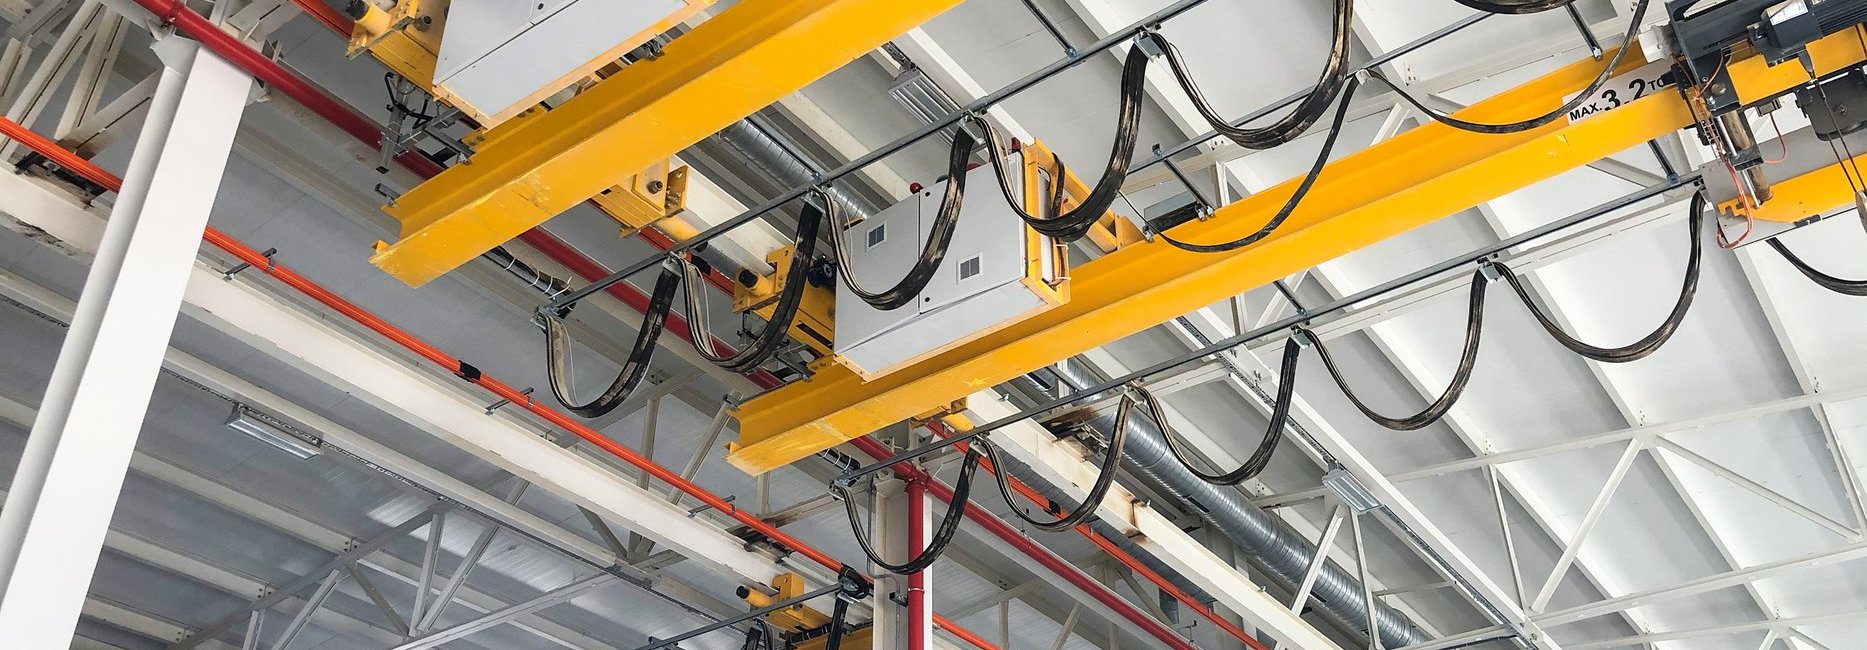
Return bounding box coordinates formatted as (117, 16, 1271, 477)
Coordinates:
(0, 38, 252, 645)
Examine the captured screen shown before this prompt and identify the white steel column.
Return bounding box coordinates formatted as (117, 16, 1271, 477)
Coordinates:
(870, 477, 908, 650)
(0, 38, 251, 645)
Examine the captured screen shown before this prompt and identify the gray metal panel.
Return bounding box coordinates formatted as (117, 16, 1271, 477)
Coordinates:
(834, 192, 925, 350)
(432, 0, 532, 82)
(434, 0, 685, 119)
(843, 281, 1047, 374)
(837, 157, 1051, 376)
(921, 156, 1028, 312)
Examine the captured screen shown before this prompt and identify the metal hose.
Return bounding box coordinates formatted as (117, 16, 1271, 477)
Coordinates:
(714, 119, 880, 222)
(1042, 359, 1430, 649)
(1003, 375, 1220, 607)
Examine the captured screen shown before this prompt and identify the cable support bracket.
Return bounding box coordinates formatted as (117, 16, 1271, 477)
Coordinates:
(221, 247, 277, 281)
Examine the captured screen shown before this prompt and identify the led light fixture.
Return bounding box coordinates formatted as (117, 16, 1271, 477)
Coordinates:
(224, 404, 321, 460)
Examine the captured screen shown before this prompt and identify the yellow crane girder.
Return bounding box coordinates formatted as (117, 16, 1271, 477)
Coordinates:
(1726, 145, 1867, 222)
(369, 0, 971, 287)
(725, 30, 1867, 475)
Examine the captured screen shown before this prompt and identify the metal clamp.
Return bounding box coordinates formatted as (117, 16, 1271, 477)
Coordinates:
(484, 387, 534, 415)
(834, 566, 873, 602)
(687, 495, 736, 518)
(222, 248, 277, 281)
(957, 111, 990, 144)
(1479, 261, 1507, 283)
(374, 183, 402, 206)
(1290, 329, 1318, 348)
(660, 254, 686, 274)
(1133, 28, 1166, 59)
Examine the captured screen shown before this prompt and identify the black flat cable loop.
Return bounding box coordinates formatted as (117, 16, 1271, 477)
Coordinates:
(1372, 0, 1649, 135)
(678, 197, 827, 373)
(823, 596, 852, 650)
(1155, 77, 1363, 253)
(1156, 0, 1355, 150)
(1768, 237, 1867, 296)
(829, 127, 976, 310)
(1494, 191, 1707, 362)
(1143, 340, 1299, 485)
(974, 42, 1150, 242)
(545, 261, 680, 419)
(1453, 0, 1576, 14)
(838, 446, 983, 575)
(1311, 268, 1490, 431)
(976, 391, 1133, 531)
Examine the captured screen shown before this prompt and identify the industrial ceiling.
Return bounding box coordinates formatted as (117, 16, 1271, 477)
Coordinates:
(0, 0, 1864, 649)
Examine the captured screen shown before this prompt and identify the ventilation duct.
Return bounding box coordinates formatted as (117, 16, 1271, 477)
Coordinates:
(1020, 359, 1432, 649)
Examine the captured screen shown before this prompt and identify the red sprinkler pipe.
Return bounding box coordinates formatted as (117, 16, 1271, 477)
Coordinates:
(286, 0, 351, 38)
(0, 116, 994, 649)
(133, 5, 1251, 648)
(907, 479, 929, 650)
(908, 447, 1203, 650)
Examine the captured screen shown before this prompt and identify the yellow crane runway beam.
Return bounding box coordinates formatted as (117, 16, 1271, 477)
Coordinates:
(727, 31, 1867, 474)
(371, 0, 970, 287)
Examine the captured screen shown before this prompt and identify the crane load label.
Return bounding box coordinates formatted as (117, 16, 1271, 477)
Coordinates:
(1564, 60, 1674, 123)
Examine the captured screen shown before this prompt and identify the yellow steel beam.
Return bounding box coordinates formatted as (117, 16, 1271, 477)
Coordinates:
(1726, 151, 1867, 222)
(370, 0, 969, 287)
(726, 31, 1867, 474)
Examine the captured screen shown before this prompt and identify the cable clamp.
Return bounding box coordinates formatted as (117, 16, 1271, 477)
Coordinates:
(1479, 261, 1506, 284)
(1291, 329, 1317, 348)
(455, 361, 483, 383)
(1133, 29, 1166, 59)
(835, 567, 873, 602)
(803, 186, 833, 214)
(530, 306, 558, 331)
(957, 112, 989, 144)
(659, 253, 687, 274)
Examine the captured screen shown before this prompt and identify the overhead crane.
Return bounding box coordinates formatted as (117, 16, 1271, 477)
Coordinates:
(270, 0, 1867, 646)
(724, 21, 1867, 474)
(343, 0, 1867, 478)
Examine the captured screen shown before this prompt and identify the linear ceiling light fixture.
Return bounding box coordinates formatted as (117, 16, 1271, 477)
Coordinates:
(224, 404, 322, 459)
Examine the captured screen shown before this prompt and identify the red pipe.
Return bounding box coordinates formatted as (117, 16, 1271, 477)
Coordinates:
(133, 5, 1249, 648)
(909, 447, 1203, 650)
(0, 118, 122, 193)
(286, 0, 351, 38)
(907, 479, 929, 650)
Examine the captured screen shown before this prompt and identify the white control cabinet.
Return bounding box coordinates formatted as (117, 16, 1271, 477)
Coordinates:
(835, 154, 1067, 379)
(433, 0, 706, 126)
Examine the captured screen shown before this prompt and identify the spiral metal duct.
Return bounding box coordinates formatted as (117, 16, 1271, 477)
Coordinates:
(712, 118, 881, 222)
(1040, 359, 1430, 649)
